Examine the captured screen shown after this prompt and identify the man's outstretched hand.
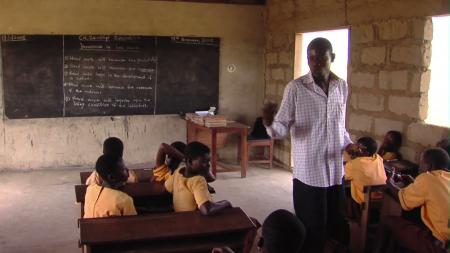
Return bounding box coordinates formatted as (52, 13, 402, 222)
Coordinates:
(262, 101, 278, 126)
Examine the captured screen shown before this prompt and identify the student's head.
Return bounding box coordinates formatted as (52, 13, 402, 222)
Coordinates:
(419, 148, 450, 173)
(307, 37, 335, 79)
(357, 137, 378, 156)
(436, 138, 450, 157)
(95, 154, 129, 189)
(382, 131, 402, 151)
(103, 137, 124, 158)
(167, 141, 187, 171)
(184, 141, 210, 175)
(260, 209, 305, 253)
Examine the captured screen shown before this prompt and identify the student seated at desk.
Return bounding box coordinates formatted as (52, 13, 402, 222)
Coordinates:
(153, 141, 216, 193)
(84, 155, 137, 218)
(212, 209, 306, 253)
(378, 130, 403, 161)
(85, 137, 137, 185)
(344, 137, 387, 220)
(374, 148, 449, 253)
(152, 142, 186, 182)
(164, 141, 231, 215)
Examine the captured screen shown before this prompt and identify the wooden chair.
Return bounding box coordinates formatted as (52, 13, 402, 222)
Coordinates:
(78, 207, 258, 253)
(247, 138, 274, 168)
(349, 184, 387, 253)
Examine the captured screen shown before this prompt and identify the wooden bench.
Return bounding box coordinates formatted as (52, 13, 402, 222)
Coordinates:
(75, 182, 170, 217)
(79, 207, 258, 253)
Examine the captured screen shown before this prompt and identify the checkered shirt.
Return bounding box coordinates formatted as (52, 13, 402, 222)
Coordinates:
(266, 72, 352, 187)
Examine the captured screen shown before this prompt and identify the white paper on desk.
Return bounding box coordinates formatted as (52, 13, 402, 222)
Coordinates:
(195, 111, 214, 116)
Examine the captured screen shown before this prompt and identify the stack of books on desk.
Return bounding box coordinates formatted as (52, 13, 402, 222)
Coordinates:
(185, 113, 227, 127)
(185, 113, 205, 125)
(204, 115, 227, 127)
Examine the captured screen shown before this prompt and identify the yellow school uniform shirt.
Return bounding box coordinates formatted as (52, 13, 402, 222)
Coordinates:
(85, 170, 137, 185)
(344, 154, 387, 204)
(164, 168, 212, 212)
(153, 164, 171, 182)
(84, 184, 137, 218)
(398, 170, 450, 243)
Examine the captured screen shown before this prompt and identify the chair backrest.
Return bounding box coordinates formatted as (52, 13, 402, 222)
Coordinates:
(249, 117, 270, 139)
(359, 184, 387, 252)
(79, 207, 258, 253)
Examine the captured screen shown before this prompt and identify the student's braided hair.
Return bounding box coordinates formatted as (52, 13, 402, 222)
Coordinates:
(357, 137, 378, 156)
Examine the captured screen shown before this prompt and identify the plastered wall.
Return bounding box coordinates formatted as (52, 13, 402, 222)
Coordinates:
(265, 0, 449, 166)
(0, 0, 265, 170)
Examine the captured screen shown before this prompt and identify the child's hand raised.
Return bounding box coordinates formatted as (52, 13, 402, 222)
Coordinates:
(262, 101, 278, 126)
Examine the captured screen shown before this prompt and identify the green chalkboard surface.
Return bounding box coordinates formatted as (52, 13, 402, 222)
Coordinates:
(1, 35, 220, 119)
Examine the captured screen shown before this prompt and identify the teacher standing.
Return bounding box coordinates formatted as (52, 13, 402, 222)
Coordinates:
(263, 37, 351, 253)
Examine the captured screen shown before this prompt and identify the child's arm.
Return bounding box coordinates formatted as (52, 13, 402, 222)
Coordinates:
(199, 200, 232, 216)
(204, 171, 216, 183)
(155, 143, 184, 167)
(387, 171, 414, 202)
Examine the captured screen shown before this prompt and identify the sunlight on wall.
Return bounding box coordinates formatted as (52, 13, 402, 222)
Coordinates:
(297, 29, 349, 81)
(426, 16, 450, 128)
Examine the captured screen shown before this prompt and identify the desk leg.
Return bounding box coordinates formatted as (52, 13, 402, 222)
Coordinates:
(186, 121, 196, 143)
(240, 129, 248, 178)
(211, 130, 217, 177)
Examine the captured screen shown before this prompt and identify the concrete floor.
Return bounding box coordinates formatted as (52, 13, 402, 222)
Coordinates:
(0, 165, 293, 253)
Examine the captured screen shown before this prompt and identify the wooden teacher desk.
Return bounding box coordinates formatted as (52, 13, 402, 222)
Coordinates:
(186, 120, 249, 178)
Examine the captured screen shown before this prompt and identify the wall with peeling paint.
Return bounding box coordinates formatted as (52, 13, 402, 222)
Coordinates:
(0, 0, 265, 169)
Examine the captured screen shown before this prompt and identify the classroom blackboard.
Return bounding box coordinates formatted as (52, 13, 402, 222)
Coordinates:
(0, 35, 220, 119)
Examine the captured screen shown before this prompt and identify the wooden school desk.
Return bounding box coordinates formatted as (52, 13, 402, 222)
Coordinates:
(78, 207, 258, 253)
(186, 120, 249, 178)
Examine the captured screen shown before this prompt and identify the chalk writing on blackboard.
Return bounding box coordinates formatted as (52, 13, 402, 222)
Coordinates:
(1, 35, 26, 42)
(63, 35, 156, 116)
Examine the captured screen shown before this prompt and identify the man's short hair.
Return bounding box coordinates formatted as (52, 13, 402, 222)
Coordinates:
(357, 136, 378, 156)
(95, 154, 122, 182)
(103, 137, 124, 158)
(262, 209, 306, 253)
(184, 141, 210, 161)
(307, 37, 333, 53)
(422, 148, 450, 171)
